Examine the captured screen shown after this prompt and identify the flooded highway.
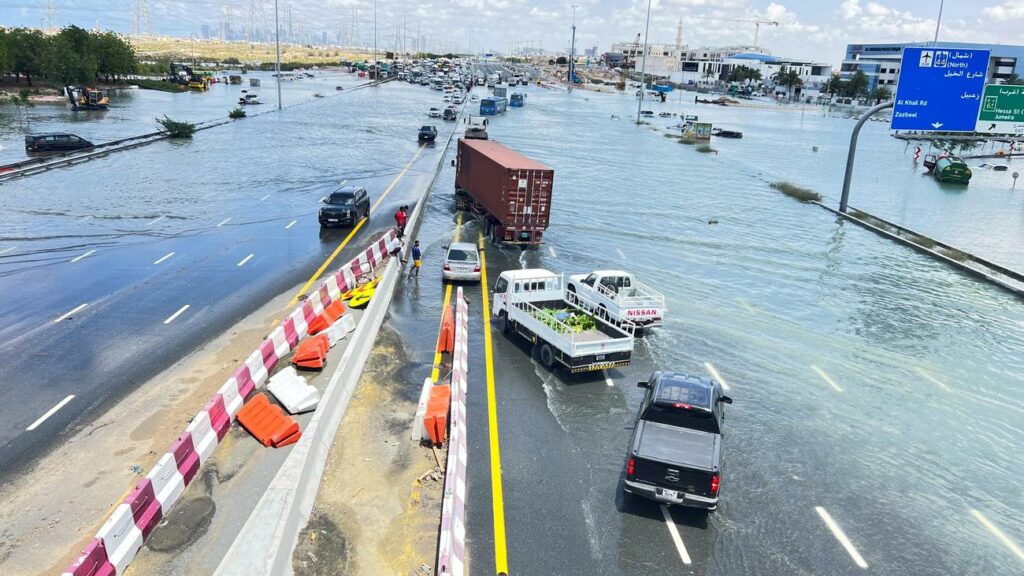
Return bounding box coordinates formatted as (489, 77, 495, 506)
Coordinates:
(1, 71, 1021, 576)
(398, 85, 1023, 575)
(0, 77, 448, 478)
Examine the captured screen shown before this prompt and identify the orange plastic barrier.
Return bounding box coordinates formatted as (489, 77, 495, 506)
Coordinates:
(307, 300, 347, 336)
(236, 393, 302, 448)
(423, 385, 452, 445)
(437, 305, 454, 354)
(291, 333, 330, 370)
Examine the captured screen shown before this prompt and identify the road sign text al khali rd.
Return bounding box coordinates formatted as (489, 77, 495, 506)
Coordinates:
(891, 47, 990, 132)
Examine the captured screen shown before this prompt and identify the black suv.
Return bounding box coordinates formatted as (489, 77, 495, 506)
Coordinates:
(25, 133, 94, 153)
(418, 125, 438, 142)
(319, 186, 370, 228)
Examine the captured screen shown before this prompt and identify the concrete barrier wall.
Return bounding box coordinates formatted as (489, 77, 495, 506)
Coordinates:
(63, 229, 396, 576)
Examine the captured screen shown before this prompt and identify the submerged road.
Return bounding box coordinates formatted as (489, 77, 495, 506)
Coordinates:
(413, 84, 1023, 575)
(0, 80, 454, 480)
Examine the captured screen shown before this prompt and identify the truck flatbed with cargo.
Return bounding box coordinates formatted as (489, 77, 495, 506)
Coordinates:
(492, 269, 634, 373)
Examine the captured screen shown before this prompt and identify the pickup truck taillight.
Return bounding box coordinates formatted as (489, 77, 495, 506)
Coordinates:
(626, 457, 636, 479)
(710, 474, 720, 496)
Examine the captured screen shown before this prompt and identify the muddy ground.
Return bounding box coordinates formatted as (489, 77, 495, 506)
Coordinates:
(293, 323, 443, 576)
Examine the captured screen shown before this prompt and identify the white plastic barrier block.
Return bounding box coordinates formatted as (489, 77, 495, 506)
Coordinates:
(218, 377, 244, 418)
(146, 453, 186, 511)
(306, 290, 326, 317)
(96, 504, 143, 575)
(324, 274, 342, 301)
(245, 350, 268, 386)
(185, 411, 218, 464)
(412, 377, 432, 441)
(267, 366, 320, 414)
(341, 267, 356, 293)
(326, 314, 357, 348)
(269, 326, 290, 360)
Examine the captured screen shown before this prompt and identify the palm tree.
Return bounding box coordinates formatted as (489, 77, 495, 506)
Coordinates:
(771, 68, 803, 98)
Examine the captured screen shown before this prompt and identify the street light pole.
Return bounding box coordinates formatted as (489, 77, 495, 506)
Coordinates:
(568, 5, 578, 93)
(274, 0, 282, 109)
(636, 0, 652, 124)
(933, 0, 945, 46)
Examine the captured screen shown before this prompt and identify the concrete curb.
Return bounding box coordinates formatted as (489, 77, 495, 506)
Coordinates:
(213, 106, 465, 575)
(815, 202, 1024, 299)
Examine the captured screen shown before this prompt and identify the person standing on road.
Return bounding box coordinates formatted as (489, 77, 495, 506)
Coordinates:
(395, 205, 407, 233)
(410, 240, 422, 278)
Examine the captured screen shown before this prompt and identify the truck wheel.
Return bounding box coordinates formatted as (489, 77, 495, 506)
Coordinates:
(566, 285, 578, 305)
(538, 344, 555, 369)
(498, 312, 510, 335)
(598, 305, 609, 322)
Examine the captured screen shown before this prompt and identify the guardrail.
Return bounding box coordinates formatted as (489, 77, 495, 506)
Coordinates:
(437, 287, 469, 576)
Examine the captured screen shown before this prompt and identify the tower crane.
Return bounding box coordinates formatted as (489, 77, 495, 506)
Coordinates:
(690, 16, 779, 50)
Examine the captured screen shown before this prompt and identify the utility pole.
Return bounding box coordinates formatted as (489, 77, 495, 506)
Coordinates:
(274, 0, 282, 109)
(373, 0, 377, 66)
(568, 5, 578, 92)
(636, 0, 652, 124)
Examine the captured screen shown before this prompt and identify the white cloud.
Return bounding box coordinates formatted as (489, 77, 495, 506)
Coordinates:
(982, 1, 1024, 20)
(840, 0, 862, 19)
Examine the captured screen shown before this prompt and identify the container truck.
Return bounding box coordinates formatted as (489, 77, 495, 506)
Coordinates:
(455, 138, 553, 245)
(492, 269, 634, 373)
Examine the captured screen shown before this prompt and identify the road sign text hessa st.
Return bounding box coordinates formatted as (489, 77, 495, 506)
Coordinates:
(891, 47, 990, 132)
(976, 84, 1024, 135)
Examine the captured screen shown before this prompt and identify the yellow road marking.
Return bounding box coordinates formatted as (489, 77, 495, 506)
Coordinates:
(430, 213, 464, 382)
(286, 143, 426, 307)
(479, 230, 510, 575)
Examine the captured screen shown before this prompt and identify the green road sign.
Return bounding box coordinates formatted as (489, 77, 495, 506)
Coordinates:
(976, 84, 1024, 135)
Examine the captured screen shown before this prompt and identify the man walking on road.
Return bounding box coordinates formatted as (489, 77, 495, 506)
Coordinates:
(410, 240, 422, 278)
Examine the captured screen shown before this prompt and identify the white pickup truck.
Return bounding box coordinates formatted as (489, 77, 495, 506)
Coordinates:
(492, 269, 635, 373)
(566, 270, 666, 328)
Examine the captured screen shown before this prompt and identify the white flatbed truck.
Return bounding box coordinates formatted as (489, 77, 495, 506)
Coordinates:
(492, 269, 634, 373)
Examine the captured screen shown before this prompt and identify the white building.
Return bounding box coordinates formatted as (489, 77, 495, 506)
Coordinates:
(670, 45, 763, 83)
(721, 53, 833, 89)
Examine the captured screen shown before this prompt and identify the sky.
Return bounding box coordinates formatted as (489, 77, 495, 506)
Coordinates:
(3, 0, 1024, 65)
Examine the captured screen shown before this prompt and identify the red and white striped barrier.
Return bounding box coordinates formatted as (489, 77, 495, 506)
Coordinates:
(63, 228, 398, 576)
(437, 287, 469, 576)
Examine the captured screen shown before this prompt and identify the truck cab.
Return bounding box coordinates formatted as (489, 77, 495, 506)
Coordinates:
(566, 270, 666, 328)
(624, 372, 732, 511)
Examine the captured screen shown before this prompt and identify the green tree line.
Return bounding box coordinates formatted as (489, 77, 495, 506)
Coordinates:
(0, 26, 137, 86)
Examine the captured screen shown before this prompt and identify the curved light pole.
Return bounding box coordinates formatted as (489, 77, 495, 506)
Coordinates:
(839, 100, 894, 213)
(274, 0, 282, 109)
(635, 0, 652, 124)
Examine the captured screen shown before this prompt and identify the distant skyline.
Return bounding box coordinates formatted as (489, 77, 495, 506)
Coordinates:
(3, 0, 1024, 64)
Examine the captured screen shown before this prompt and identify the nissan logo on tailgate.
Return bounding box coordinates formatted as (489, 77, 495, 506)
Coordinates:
(665, 469, 680, 482)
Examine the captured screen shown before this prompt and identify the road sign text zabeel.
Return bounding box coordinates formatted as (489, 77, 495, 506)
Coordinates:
(891, 47, 990, 132)
(976, 84, 1024, 135)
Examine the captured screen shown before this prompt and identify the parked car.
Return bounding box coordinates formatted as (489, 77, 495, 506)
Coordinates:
(24, 133, 94, 153)
(624, 371, 732, 512)
(319, 186, 370, 227)
(441, 241, 481, 282)
(418, 125, 438, 142)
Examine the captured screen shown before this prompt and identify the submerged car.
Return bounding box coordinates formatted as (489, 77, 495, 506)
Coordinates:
(24, 133, 94, 153)
(319, 186, 370, 227)
(441, 241, 481, 282)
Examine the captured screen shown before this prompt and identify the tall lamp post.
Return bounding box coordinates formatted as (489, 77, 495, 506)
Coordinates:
(635, 0, 652, 124)
(274, 0, 282, 109)
(568, 5, 577, 93)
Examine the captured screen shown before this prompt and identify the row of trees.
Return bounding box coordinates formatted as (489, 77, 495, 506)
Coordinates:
(0, 26, 137, 86)
(820, 70, 891, 102)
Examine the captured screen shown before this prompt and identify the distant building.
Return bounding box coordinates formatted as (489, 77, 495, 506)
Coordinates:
(671, 45, 763, 83)
(201, 25, 210, 39)
(721, 53, 832, 90)
(609, 41, 683, 76)
(843, 42, 1024, 93)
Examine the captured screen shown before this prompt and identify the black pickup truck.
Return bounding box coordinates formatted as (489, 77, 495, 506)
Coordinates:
(624, 371, 732, 512)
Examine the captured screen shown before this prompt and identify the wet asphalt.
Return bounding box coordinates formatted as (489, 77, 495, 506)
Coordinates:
(0, 78, 455, 481)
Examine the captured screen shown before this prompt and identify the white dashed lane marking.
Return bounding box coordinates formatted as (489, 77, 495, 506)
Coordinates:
(70, 249, 96, 263)
(816, 506, 868, 569)
(153, 252, 175, 265)
(163, 304, 190, 324)
(26, 395, 75, 431)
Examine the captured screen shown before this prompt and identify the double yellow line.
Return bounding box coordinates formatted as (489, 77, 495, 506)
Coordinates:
(286, 143, 426, 307)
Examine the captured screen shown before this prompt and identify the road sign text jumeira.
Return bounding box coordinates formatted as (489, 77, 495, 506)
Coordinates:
(891, 47, 990, 132)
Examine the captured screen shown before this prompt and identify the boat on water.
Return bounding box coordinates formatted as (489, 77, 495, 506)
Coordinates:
(933, 156, 972, 184)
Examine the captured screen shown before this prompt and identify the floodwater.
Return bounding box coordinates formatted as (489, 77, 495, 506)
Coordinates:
(410, 84, 1024, 575)
(0, 70, 354, 164)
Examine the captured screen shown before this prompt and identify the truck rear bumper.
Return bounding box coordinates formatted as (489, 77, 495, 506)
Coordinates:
(624, 479, 719, 510)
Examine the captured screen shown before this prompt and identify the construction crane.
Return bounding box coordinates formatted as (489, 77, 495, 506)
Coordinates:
(691, 16, 779, 50)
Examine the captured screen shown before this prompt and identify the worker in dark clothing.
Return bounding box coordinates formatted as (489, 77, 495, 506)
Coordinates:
(410, 241, 422, 278)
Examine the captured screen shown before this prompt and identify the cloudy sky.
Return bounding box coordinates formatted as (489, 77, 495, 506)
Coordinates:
(3, 0, 1023, 64)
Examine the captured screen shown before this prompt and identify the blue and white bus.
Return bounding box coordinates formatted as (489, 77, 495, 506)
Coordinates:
(480, 96, 508, 115)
